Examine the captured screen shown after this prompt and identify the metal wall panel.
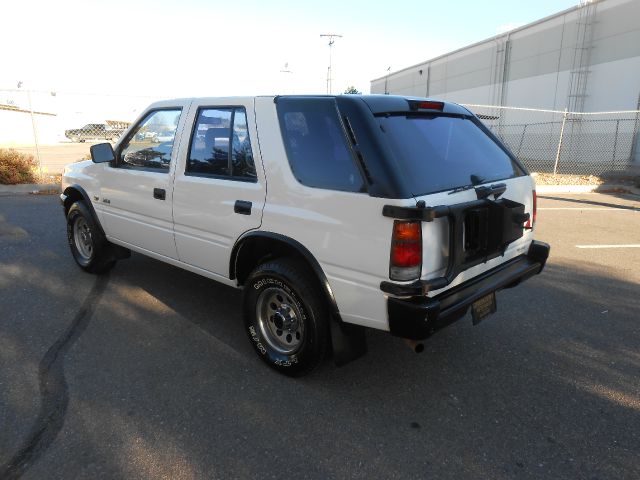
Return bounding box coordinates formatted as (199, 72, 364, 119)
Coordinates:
(372, 0, 640, 113)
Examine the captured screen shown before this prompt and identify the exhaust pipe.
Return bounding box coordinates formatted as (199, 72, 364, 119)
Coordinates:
(404, 339, 425, 354)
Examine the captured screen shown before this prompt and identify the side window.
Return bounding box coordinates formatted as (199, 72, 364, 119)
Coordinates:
(231, 110, 257, 179)
(276, 98, 364, 192)
(186, 107, 257, 181)
(118, 109, 182, 171)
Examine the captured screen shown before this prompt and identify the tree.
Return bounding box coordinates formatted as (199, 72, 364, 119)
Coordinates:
(343, 86, 361, 94)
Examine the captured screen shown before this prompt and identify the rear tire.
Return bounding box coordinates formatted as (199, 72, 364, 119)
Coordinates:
(243, 258, 329, 377)
(66, 201, 115, 274)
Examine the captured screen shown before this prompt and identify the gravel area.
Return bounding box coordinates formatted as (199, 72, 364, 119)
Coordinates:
(533, 172, 640, 186)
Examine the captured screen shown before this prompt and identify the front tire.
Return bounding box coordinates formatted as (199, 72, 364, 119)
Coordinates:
(243, 259, 329, 377)
(66, 201, 115, 274)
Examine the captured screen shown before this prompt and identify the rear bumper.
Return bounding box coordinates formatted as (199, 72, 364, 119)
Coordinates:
(386, 240, 550, 340)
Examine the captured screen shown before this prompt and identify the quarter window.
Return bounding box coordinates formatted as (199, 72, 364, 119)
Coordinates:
(187, 107, 257, 181)
(276, 98, 364, 192)
(119, 109, 182, 171)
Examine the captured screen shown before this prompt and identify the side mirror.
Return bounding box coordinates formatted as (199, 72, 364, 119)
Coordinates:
(90, 143, 115, 163)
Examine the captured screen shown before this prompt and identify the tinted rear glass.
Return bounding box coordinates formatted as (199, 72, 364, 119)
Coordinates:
(379, 114, 523, 196)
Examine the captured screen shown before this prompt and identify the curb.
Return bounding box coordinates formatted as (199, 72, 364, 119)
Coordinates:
(536, 184, 640, 196)
(0, 183, 61, 196)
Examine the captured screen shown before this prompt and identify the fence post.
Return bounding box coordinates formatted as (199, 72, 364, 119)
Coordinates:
(553, 108, 569, 176)
(517, 124, 527, 157)
(631, 93, 640, 165)
(611, 119, 620, 168)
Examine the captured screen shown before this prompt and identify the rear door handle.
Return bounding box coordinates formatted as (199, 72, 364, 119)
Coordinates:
(153, 188, 166, 200)
(234, 200, 252, 215)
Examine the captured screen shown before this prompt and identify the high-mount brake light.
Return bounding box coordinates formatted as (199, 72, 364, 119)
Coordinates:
(389, 220, 422, 281)
(409, 100, 444, 111)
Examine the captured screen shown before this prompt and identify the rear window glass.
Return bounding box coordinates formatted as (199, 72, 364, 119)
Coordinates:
(379, 114, 523, 196)
(276, 98, 364, 193)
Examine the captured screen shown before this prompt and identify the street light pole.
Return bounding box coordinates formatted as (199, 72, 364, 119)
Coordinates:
(384, 66, 391, 95)
(18, 81, 43, 177)
(280, 62, 293, 94)
(320, 34, 342, 94)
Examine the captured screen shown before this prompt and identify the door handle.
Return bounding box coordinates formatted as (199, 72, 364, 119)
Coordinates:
(234, 200, 252, 215)
(153, 188, 166, 200)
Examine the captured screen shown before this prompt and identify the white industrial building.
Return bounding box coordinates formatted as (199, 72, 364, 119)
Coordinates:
(370, 0, 640, 173)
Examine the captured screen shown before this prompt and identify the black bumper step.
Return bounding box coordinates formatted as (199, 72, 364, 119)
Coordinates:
(386, 240, 550, 340)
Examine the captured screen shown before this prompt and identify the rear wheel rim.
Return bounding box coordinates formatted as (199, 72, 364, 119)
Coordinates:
(73, 216, 93, 261)
(256, 286, 305, 355)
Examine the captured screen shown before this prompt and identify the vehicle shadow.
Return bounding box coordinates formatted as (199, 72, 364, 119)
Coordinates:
(60, 251, 640, 479)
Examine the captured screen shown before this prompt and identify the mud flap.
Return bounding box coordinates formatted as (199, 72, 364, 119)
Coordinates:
(329, 318, 367, 367)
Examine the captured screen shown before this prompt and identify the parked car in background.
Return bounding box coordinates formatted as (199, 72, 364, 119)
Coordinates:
(65, 123, 125, 143)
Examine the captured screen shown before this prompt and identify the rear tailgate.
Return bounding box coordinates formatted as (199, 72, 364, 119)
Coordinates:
(416, 175, 535, 294)
(373, 102, 536, 294)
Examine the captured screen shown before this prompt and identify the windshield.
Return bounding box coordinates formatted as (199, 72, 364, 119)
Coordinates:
(378, 114, 524, 196)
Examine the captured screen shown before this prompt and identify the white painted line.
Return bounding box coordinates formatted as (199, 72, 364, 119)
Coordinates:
(576, 244, 640, 249)
(539, 207, 637, 211)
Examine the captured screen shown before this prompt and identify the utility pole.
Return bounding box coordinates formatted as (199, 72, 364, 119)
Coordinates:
(320, 34, 342, 94)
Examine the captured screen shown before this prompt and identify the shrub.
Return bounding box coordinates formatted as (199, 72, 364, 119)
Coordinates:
(0, 148, 38, 184)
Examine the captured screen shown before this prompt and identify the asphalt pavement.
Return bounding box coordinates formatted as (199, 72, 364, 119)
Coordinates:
(0, 192, 639, 479)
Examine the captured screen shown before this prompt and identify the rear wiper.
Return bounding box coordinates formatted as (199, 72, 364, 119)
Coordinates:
(448, 184, 474, 195)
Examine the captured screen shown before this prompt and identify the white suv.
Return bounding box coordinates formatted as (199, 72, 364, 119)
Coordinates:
(61, 95, 549, 376)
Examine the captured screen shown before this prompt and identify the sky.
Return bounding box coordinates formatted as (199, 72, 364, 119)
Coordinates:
(1, 0, 579, 101)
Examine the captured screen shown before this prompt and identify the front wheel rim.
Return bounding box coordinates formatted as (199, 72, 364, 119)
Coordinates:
(73, 216, 94, 261)
(256, 286, 305, 355)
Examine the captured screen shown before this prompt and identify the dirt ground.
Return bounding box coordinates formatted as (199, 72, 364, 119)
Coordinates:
(1, 143, 97, 175)
(534, 172, 640, 186)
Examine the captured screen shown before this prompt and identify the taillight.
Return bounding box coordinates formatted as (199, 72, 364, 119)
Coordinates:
(389, 220, 422, 281)
(525, 190, 537, 229)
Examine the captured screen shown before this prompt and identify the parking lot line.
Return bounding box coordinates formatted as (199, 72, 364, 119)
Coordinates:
(575, 244, 640, 249)
(539, 207, 638, 211)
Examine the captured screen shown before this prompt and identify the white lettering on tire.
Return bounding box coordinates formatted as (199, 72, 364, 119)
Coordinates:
(248, 326, 267, 355)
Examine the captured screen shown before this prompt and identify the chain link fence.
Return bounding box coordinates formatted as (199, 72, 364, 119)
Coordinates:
(464, 104, 640, 176)
(1, 89, 639, 177)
